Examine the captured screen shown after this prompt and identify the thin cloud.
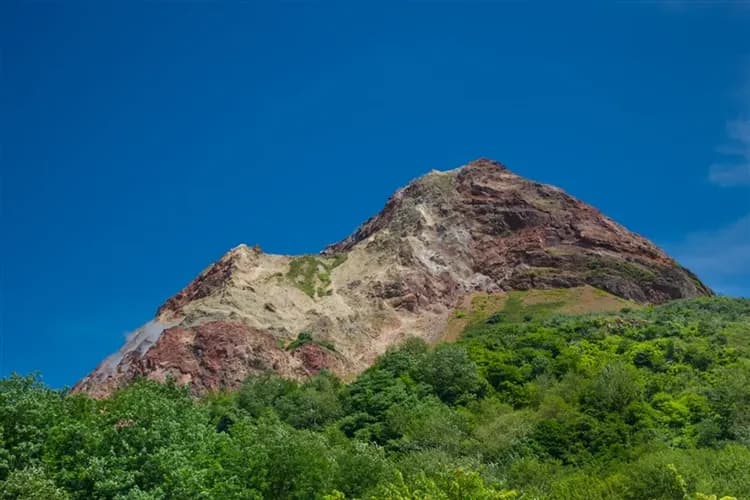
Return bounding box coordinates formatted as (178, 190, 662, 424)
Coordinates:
(709, 119, 750, 187)
(652, 0, 750, 15)
(669, 214, 750, 297)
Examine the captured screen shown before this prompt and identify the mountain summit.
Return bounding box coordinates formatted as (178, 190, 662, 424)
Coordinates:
(74, 159, 711, 397)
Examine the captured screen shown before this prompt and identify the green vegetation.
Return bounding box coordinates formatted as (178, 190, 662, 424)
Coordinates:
(286, 332, 337, 352)
(2, 296, 749, 499)
(488, 291, 564, 323)
(286, 254, 347, 298)
(443, 287, 635, 342)
(585, 255, 658, 284)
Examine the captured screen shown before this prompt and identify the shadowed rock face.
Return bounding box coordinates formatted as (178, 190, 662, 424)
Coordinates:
(74, 159, 711, 397)
(324, 159, 708, 303)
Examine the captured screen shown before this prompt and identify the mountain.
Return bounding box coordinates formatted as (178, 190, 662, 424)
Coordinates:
(74, 159, 711, 397)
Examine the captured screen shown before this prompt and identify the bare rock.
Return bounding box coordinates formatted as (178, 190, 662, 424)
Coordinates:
(74, 159, 711, 397)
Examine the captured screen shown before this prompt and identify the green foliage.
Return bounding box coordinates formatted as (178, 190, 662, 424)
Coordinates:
(237, 372, 343, 429)
(2, 296, 749, 498)
(286, 332, 337, 352)
(286, 331, 314, 350)
(286, 254, 346, 298)
(1, 466, 70, 499)
(368, 468, 517, 499)
(411, 344, 488, 405)
(487, 291, 564, 324)
(0, 373, 63, 478)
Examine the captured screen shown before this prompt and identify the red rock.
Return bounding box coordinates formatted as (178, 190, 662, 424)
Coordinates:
(74, 159, 711, 397)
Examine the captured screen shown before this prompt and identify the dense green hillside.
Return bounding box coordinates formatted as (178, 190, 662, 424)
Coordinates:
(2, 294, 749, 499)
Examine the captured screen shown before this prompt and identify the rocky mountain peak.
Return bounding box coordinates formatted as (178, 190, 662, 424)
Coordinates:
(74, 159, 711, 397)
(459, 157, 511, 174)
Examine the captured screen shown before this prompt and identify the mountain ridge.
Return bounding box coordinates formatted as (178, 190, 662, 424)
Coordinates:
(74, 159, 711, 397)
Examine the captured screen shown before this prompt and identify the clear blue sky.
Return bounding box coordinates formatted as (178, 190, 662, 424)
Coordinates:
(2, 2, 749, 388)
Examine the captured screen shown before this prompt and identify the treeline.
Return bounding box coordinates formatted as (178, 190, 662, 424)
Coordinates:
(2, 297, 749, 499)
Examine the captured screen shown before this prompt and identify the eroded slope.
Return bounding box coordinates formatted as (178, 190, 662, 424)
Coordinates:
(75, 159, 710, 397)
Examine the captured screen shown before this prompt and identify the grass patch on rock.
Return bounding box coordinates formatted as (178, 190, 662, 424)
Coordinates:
(286, 254, 348, 298)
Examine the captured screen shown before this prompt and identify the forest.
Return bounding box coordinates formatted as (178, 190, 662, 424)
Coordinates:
(2, 295, 749, 499)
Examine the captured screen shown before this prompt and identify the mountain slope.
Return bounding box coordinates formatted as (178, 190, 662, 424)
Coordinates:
(74, 159, 711, 397)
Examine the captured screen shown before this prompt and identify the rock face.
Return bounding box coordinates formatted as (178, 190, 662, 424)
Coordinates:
(74, 159, 711, 397)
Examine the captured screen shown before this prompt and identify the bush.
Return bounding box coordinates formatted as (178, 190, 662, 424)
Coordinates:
(2, 297, 750, 498)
